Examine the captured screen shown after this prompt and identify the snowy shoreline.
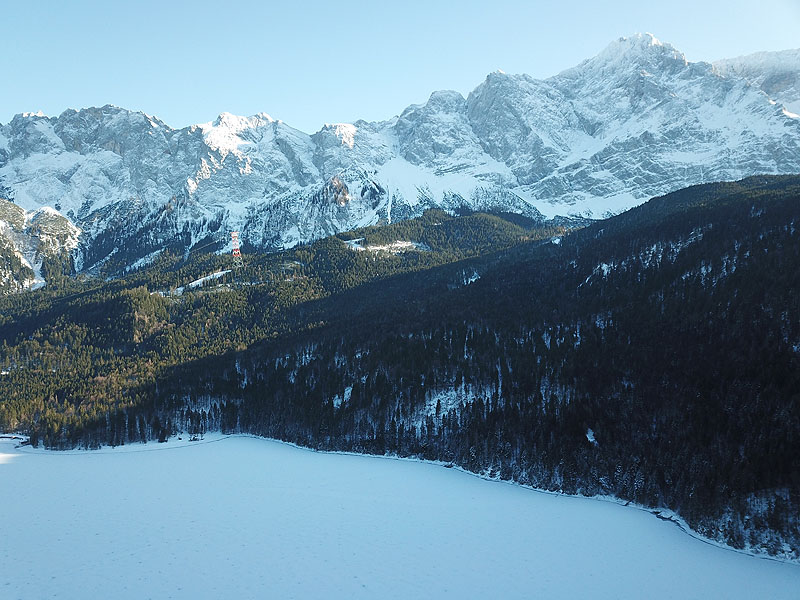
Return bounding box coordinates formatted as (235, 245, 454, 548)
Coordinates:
(2, 433, 799, 599)
(4, 431, 797, 567)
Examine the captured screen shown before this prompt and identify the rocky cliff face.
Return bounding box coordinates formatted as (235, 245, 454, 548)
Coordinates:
(0, 198, 80, 292)
(0, 33, 798, 285)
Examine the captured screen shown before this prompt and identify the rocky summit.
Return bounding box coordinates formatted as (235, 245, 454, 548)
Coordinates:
(0, 33, 798, 282)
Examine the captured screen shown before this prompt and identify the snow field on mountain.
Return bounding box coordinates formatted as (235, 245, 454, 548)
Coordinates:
(186, 269, 231, 289)
(1, 435, 799, 599)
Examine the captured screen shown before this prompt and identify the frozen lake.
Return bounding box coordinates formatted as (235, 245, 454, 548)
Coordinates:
(1, 435, 798, 599)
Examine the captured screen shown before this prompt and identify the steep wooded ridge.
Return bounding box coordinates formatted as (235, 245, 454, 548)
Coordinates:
(0, 34, 799, 286)
(1, 175, 798, 560)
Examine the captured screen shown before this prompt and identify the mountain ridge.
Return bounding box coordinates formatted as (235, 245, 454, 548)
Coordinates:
(0, 33, 799, 285)
(714, 48, 800, 114)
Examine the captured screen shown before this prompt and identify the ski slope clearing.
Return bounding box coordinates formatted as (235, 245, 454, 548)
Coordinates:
(343, 238, 431, 254)
(1, 436, 799, 599)
(186, 269, 231, 289)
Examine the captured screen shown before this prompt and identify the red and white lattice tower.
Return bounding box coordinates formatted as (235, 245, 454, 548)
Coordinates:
(231, 231, 244, 270)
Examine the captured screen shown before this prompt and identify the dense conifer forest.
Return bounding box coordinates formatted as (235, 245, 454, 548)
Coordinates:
(1, 175, 798, 559)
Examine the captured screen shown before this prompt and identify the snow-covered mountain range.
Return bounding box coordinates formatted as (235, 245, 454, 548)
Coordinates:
(0, 33, 798, 279)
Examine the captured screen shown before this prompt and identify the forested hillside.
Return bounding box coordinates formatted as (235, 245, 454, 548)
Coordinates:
(0, 209, 561, 434)
(1, 175, 799, 560)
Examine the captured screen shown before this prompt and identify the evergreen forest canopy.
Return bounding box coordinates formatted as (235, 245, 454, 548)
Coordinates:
(1, 175, 799, 561)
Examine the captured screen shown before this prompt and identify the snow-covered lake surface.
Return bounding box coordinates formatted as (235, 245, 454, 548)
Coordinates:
(2, 435, 799, 599)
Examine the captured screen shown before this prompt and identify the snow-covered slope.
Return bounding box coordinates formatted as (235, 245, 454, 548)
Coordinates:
(715, 49, 800, 115)
(0, 33, 798, 275)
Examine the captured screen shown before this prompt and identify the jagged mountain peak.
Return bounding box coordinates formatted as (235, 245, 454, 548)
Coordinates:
(318, 123, 358, 148)
(479, 69, 536, 87)
(11, 104, 142, 120)
(611, 32, 667, 50)
(55, 105, 173, 140)
(395, 91, 468, 130)
(425, 90, 467, 108)
(196, 111, 298, 159)
(209, 111, 276, 130)
(602, 32, 682, 58)
(559, 32, 688, 81)
(17, 110, 47, 120)
(56, 104, 158, 126)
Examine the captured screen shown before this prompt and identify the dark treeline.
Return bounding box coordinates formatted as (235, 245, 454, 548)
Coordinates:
(1, 176, 799, 560)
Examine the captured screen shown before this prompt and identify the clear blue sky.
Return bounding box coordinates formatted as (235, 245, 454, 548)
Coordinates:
(3, 0, 798, 133)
